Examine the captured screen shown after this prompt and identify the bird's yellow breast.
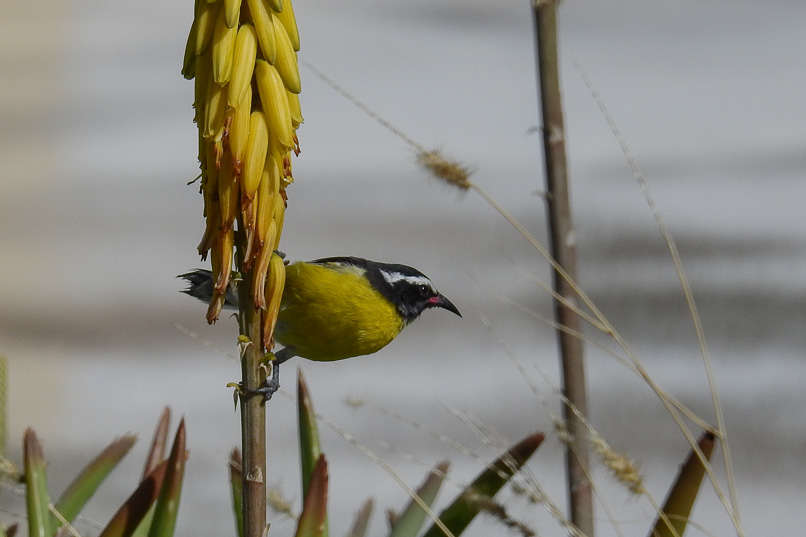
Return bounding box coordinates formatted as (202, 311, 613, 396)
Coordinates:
(275, 261, 405, 361)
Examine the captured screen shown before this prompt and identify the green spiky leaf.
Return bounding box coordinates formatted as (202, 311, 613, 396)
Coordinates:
(650, 431, 716, 537)
(98, 461, 169, 537)
(147, 419, 187, 537)
(23, 429, 51, 537)
(297, 369, 328, 537)
(294, 455, 328, 537)
(297, 368, 322, 493)
(421, 432, 544, 537)
(51, 435, 137, 528)
(389, 461, 449, 537)
(142, 408, 171, 479)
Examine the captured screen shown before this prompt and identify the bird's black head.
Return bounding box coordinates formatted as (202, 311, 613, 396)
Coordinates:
(365, 261, 461, 323)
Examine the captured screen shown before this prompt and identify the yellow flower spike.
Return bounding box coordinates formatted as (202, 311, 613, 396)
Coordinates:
(227, 84, 251, 176)
(204, 78, 228, 140)
(255, 60, 293, 149)
(194, 0, 219, 56)
(274, 0, 300, 52)
(227, 24, 257, 108)
(271, 14, 301, 94)
(183, 0, 301, 330)
(287, 90, 303, 129)
(262, 251, 286, 349)
(241, 111, 269, 201)
(218, 152, 238, 233)
(212, 5, 237, 84)
(246, 0, 277, 64)
(224, 0, 240, 28)
(251, 220, 277, 309)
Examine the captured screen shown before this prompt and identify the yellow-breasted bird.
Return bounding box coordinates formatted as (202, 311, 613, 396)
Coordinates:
(179, 256, 461, 398)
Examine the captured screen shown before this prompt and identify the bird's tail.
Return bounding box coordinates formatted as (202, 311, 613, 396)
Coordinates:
(177, 269, 239, 309)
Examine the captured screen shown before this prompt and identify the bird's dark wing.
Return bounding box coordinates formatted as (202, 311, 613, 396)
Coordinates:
(307, 256, 370, 270)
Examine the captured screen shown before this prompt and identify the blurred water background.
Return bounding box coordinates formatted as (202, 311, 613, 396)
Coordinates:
(1, 0, 804, 535)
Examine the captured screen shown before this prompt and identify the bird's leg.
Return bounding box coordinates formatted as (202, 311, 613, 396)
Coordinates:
(249, 360, 281, 401)
(238, 350, 292, 402)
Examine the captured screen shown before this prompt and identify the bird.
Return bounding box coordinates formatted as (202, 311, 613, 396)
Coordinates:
(179, 256, 461, 399)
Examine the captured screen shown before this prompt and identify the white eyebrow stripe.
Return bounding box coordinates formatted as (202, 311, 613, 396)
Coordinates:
(381, 271, 433, 288)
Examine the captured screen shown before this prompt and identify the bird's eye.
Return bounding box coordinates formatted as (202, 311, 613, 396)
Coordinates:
(418, 284, 430, 297)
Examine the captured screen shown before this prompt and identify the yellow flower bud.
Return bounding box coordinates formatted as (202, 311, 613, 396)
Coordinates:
(255, 60, 293, 149)
(247, 0, 277, 64)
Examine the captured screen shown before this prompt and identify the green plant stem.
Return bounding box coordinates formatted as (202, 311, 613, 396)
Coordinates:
(532, 1, 593, 535)
(238, 269, 267, 537)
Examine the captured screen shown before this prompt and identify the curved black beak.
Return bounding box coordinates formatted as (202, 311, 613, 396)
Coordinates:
(429, 293, 462, 317)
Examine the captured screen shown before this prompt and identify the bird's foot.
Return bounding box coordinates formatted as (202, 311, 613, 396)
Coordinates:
(227, 372, 281, 404)
(240, 378, 281, 402)
(227, 353, 283, 405)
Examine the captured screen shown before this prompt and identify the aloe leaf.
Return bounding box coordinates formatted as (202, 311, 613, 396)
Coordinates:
(98, 460, 169, 537)
(51, 435, 137, 528)
(297, 368, 322, 494)
(229, 448, 244, 537)
(23, 429, 51, 537)
(142, 408, 171, 479)
(147, 419, 187, 537)
(297, 369, 328, 537)
(389, 461, 450, 537)
(421, 432, 544, 537)
(649, 431, 716, 537)
(294, 455, 328, 537)
(128, 504, 157, 537)
(346, 499, 373, 537)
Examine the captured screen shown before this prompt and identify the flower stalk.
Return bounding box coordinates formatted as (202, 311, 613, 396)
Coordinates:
(182, 0, 303, 534)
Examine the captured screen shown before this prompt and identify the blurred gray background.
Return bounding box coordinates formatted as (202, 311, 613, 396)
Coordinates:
(1, 0, 804, 535)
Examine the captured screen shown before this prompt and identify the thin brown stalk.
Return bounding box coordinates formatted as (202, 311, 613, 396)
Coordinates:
(237, 265, 268, 537)
(532, 1, 593, 534)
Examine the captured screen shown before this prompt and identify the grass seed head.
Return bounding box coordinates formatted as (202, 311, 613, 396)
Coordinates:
(417, 149, 472, 190)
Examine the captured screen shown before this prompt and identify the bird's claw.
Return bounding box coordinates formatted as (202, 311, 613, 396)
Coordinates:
(226, 379, 280, 405)
(226, 352, 282, 406)
(241, 379, 281, 402)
